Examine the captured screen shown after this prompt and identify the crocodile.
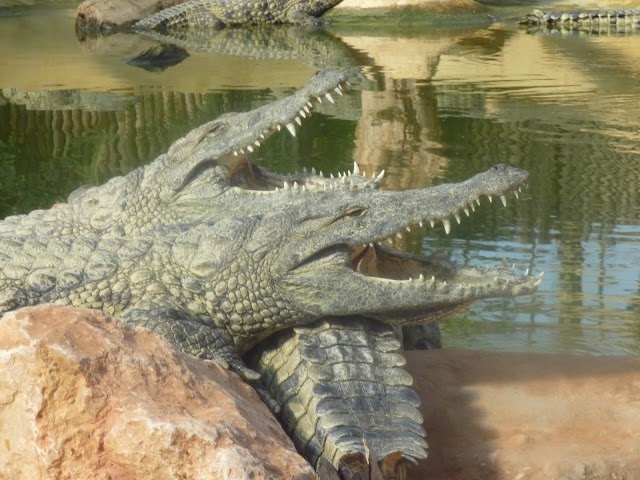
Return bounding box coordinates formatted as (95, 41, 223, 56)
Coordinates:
(520, 8, 640, 29)
(0, 70, 541, 476)
(132, 0, 343, 31)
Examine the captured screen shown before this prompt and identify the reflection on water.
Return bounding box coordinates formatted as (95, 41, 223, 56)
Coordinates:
(1, 3, 639, 354)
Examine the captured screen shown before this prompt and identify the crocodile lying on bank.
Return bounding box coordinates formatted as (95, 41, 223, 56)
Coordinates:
(520, 8, 640, 28)
(133, 0, 342, 31)
(0, 70, 541, 477)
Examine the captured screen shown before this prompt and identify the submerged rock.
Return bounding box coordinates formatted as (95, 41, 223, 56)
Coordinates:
(0, 305, 314, 480)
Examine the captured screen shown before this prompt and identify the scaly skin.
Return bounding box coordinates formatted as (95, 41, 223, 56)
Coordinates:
(133, 0, 342, 31)
(520, 8, 640, 29)
(248, 317, 427, 477)
(0, 71, 542, 475)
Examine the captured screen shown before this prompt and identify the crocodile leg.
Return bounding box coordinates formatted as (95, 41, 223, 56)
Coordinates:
(133, 0, 226, 31)
(122, 299, 260, 380)
(247, 317, 427, 478)
(286, 7, 331, 26)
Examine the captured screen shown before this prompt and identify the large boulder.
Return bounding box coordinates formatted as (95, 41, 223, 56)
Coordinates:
(2, 305, 639, 479)
(0, 305, 314, 480)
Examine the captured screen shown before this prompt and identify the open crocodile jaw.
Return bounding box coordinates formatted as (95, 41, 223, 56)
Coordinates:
(276, 165, 542, 324)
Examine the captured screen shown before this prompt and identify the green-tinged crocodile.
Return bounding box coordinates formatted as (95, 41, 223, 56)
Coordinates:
(0, 71, 541, 477)
(133, 0, 342, 31)
(520, 8, 640, 30)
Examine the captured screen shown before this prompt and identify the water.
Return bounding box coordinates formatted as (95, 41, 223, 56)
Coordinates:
(1, 3, 639, 355)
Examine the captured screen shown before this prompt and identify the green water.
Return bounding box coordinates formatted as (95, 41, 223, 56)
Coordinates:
(1, 2, 639, 355)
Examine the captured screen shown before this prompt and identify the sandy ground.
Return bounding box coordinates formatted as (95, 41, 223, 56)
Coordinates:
(405, 349, 640, 480)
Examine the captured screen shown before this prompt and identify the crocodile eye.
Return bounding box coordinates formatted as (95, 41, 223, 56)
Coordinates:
(344, 206, 367, 218)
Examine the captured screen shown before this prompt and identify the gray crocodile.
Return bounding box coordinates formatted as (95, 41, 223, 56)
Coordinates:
(0, 70, 541, 477)
(520, 8, 640, 29)
(133, 0, 342, 31)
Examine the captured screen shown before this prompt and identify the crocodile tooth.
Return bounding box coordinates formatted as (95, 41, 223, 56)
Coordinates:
(240, 148, 245, 154)
(299, 109, 306, 118)
(514, 190, 519, 199)
(260, 133, 266, 139)
(419, 221, 423, 228)
(334, 86, 343, 96)
(254, 140, 261, 147)
(525, 268, 530, 276)
(307, 101, 313, 108)
(293, 181, 299, 189)
(500, 195, 507, 207)
(277, 124, 282, 131)
(302, 185, 306, 191)
(464, 207, 470, 216)
(283, 181, 290, 190)
(295, 116, 302, 126)
(319, 170, 323, 177)
(487, 195, 493, 203)
(316, 96, 322, 103)
(470, 202, 476, 212)
(476, 198, 481, 206)
(406, 226, 411, 232)
(304, 105, 310, 114)
(330, 173, 334, 179)
(286, 123, 296, 137)
(418, 274, 425, 281)
(233, 151, 238, 156)
(311, 167, 316, 175)
(353, 161, 360, 174)
(429, 220, 435, 228)
(518, 186, 522, 193)
(454, 213, 461, 224)
(303, 167, 308, 173)
(347, 170, 352, 176)
(430, 276, 435, 283)
(325, 92, 335, 103)
(443, 219, 451, 234)
(408, 277, 413, 282)
(376, 170, 385, 181)
(247, 146, 254, 152)
(396, 232, 403, 239)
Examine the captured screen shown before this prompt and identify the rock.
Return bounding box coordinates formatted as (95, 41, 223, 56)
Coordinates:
(0, 305, 314, 480)
(407, 349, 640, 480)
(3, 306, 639, 480)
(76, 0, 181, 30)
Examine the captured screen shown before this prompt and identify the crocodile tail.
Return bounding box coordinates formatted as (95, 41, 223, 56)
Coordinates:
(248, 317, 428, 478)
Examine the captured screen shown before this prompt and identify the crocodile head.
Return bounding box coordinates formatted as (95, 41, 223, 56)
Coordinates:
(165, 153, 540, 352)
(215, 163, 541, 331)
